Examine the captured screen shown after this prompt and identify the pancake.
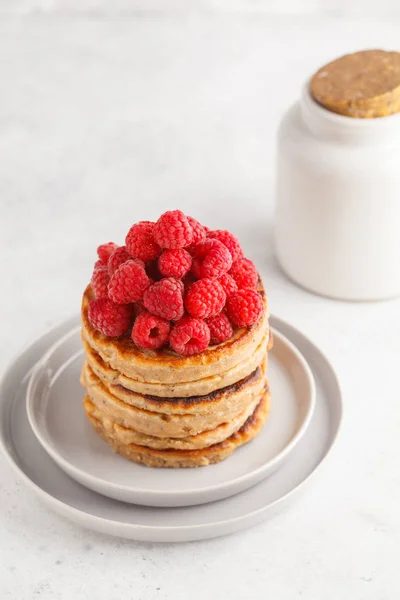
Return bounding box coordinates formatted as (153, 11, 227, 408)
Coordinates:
(84, 390, 270, 468)
(81, 360, 268, 437)
(81, 281, 270, 390)
(82, 352, 267, 415)
(83, 393, 262, 450)
(82, 327, 270, 399)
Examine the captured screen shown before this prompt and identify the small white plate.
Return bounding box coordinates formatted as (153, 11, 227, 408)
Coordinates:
(0, 315, 342, 543)
(26, 326, 315, 507)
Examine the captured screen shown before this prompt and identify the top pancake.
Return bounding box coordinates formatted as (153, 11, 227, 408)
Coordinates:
(81, 280, 270, 387)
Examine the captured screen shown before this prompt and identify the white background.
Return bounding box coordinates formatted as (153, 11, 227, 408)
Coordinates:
(2, 0, 400, 15)
(1, 2, 400, 599)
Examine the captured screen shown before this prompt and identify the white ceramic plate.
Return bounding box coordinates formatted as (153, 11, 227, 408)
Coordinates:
(26, 326, 315, 507)
(0, 316, 342, 543)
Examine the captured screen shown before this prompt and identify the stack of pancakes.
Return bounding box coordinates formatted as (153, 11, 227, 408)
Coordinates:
(81, 283, 272, 468)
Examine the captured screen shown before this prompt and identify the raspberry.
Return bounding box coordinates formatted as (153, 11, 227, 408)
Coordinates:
(187, 216, 207, 246)
(94, 259, 105, 271)
(91, 265, 109, 298)
(107, 246, 131, 276)
(88, 298, 132, 337)
(153, 210, 193, 249)
(218, 273, 238, 298)
(226, 289, 264, 327)
(125, 221, 161, 261)
(208, 230, 243, 262)
(143, 278, 184, 321)
(169, 316, 210, 355)
(229, 258, 258, 289)
(108, 260, 151, 304)
(192, 239, 232, 279)
(131, 311, 170, 350)
(206, 312, 233, 345)
(97, 242, 118, 265)
(158, 249, 192, 279)
(184, 278, 226, 319)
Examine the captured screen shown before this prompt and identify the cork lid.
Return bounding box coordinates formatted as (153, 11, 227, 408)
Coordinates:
(310, 49, 400, 118)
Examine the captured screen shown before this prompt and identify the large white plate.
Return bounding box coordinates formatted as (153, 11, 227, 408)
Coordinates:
(26, 326, 315, 507)
(0, 316, 342, 543)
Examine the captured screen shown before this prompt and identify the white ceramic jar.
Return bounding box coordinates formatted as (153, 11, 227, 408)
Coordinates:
(275, 85, 400, 300)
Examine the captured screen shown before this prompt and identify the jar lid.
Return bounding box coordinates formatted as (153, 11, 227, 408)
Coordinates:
(310, 49, 400, 119)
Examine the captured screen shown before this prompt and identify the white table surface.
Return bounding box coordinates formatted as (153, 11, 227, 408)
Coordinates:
(1, 9, 400, 600)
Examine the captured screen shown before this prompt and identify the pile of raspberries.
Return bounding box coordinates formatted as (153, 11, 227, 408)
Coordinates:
(88, 210, 264, 356)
